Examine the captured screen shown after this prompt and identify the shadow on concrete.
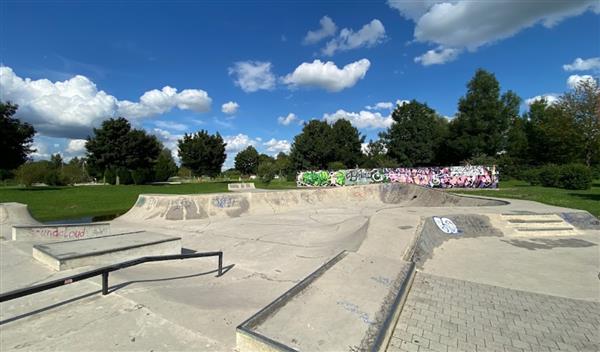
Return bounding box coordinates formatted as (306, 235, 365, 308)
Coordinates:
(107, 264, 235, 294)
(0, 264, 234, 326)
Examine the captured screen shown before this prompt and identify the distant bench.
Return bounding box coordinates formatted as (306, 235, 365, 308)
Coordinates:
(12, 223, 110, 242)
(228, 183, 256, 192)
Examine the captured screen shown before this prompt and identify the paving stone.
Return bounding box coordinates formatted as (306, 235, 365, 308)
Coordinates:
(390, 273, 599, 352)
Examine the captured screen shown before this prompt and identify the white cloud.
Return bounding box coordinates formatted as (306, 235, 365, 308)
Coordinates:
(322, 19, 386, 56)
(563, 57, 600, 72)
(154, 120, 188, 132)
(151, 128, 183, 160)
(322, 109, 392, 129)
(263, 138, 291, 154)
(388, 0, 599, 64)
(0, 66, 211, 139)
(228, 61, 276, 92)
(65, 139, 87, 154)
(414, 47, 460, 66)
(303, 16, 337, 45)
(282, 59, 370, 92)
(30, 136, 51, 160)
(567, 74, 595, 89)
(366, 102, 393, 110)
(223, 133, 259, 153)
(277, 112, 298, 126)
(221, 101, 239, 115)
(525, 94, 560, 106)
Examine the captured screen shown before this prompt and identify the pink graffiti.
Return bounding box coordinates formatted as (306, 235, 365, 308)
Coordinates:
(33, 227, 87, 239)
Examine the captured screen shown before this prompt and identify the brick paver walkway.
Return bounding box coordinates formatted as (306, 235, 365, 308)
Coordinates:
(389, 273, 600, 352)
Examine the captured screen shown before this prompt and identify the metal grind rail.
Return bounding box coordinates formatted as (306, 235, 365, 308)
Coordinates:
(0, 251, 223, 303)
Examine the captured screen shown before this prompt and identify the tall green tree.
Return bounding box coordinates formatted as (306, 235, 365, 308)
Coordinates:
(234, 146, 259, 175)
(0, 102, 36, 178)
(154, 149, 178, 181)
(290, 120, 334, 170)
(330, 119, 364, 168)
(361, 139, 397, 168)
(380, 100, 448, 166)
(86, 117, 162, 183)
(558, 78, 600, 166)
(178, 130, 226, 177)
(524, 100, 584, 165)
(447, 69, 520, 163)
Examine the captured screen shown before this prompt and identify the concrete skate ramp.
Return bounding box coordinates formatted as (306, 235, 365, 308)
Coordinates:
(0, 202, 40, 240)
(412, 214, 502, 268)
(118, 184, 506, 223)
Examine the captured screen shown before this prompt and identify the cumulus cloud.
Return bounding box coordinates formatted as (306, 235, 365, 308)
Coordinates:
(263, 138, 291, 154)
(154, 120, 188, 132)
(223, 133, 260, 153)
(563, 57, 600, 72)
(282, 59, 370, 92)
(303, 16, 337, 44)
(228, 61, 276, 93)
(0, 66, 211, 139)
(322, 109, 392, 129)
(567, 74, 595, 89)
(65, 139, 87, 154)
(221, 101, 239, 114)
(277, 112, 298, 125)
(388, 0, 599, 65)
(322, 19, 386, 56)
(365, 100, 409, 111)
(525, 94, 560, 106)
(414, 47, 461, 66)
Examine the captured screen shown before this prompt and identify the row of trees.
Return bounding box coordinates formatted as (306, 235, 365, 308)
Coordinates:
(2, 68, 598, 186)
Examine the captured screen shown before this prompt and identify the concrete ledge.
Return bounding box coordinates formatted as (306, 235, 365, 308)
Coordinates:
(12, 223, 110, 242)
(228, 182, 256, 191)
(236, 252, 415, 351)
(32, 232, 182, 271)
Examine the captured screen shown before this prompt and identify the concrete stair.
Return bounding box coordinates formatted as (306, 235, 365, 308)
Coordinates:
(236, 251, 415, 352)
(500, 214, 579, 237)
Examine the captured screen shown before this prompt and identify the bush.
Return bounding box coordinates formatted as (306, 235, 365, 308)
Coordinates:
(327, 161, 346, 171)
(15, 162, 50, 186)
(538, 164, 562, 188)
(257, 162, 277, 184)
(521, 168, 541, 186)
(131, 168, 154, 185)
(104, 168, 116, 185)
(559, 164, 592, 190)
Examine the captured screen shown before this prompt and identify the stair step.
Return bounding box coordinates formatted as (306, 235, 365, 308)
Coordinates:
(507, 219, 563, 224)
(501, 214, 563, 222)
(514, 227, 575, 232)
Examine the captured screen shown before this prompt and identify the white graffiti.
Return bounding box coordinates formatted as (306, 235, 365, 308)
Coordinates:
(433, 216, 459, 234)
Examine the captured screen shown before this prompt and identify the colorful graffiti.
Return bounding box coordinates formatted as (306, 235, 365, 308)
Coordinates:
(297, 166, 498, 188)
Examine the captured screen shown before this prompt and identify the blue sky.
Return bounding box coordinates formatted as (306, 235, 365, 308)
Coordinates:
(1, 0, 599, 168)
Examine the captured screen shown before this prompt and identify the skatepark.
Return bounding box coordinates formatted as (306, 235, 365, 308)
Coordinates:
(0, 183, 599, 351)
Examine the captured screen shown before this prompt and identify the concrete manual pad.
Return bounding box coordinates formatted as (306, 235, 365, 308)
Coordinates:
(32, 231, 182, 271)
(238, 252, 415, 351)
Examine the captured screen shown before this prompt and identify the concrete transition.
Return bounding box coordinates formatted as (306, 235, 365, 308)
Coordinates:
(0, 183, 598, 351)
(0, 202, 39, 240)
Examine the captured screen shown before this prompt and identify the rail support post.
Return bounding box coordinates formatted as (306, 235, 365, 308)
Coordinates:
(218, 253, 223, 277)
(102, 272, 109, 295)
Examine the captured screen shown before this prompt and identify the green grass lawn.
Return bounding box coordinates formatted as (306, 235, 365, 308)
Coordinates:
(451, 179, 600, 218)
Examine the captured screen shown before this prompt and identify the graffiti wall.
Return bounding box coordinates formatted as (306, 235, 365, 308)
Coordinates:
(297, 166, 498, 189)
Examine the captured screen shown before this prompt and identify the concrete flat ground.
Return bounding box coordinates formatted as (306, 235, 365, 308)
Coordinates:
(0, 184, 598, 351)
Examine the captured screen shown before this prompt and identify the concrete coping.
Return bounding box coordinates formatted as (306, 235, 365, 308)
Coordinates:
(33, 231, 182, 261)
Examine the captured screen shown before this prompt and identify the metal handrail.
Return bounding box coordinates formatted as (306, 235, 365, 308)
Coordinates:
(0, 251, 223, 302)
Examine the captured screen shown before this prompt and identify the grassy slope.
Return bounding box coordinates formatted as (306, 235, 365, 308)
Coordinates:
(451, 179, 600, 218)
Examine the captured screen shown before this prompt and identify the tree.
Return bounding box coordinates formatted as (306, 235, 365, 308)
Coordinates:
(274, 152, 292, 178)
(234, 146, 259, 175)
(361, 139, 397, 168)
(524, 100, 584, 165)
(50, 153, 63, 170)
(257, 161, 277, 184)
(558, 78, 600, 166)
(86, 117, 162, 184)
(178, 130, 227, 177)
(154, 149, 178, 181)
(289, 119, 364, 171)
(330, 119, 364, 168)
(290, 120, 334, 170)
(0, 102, 36, 178)
(380, 100, 447, 166)
(447, 69, 521, 163)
